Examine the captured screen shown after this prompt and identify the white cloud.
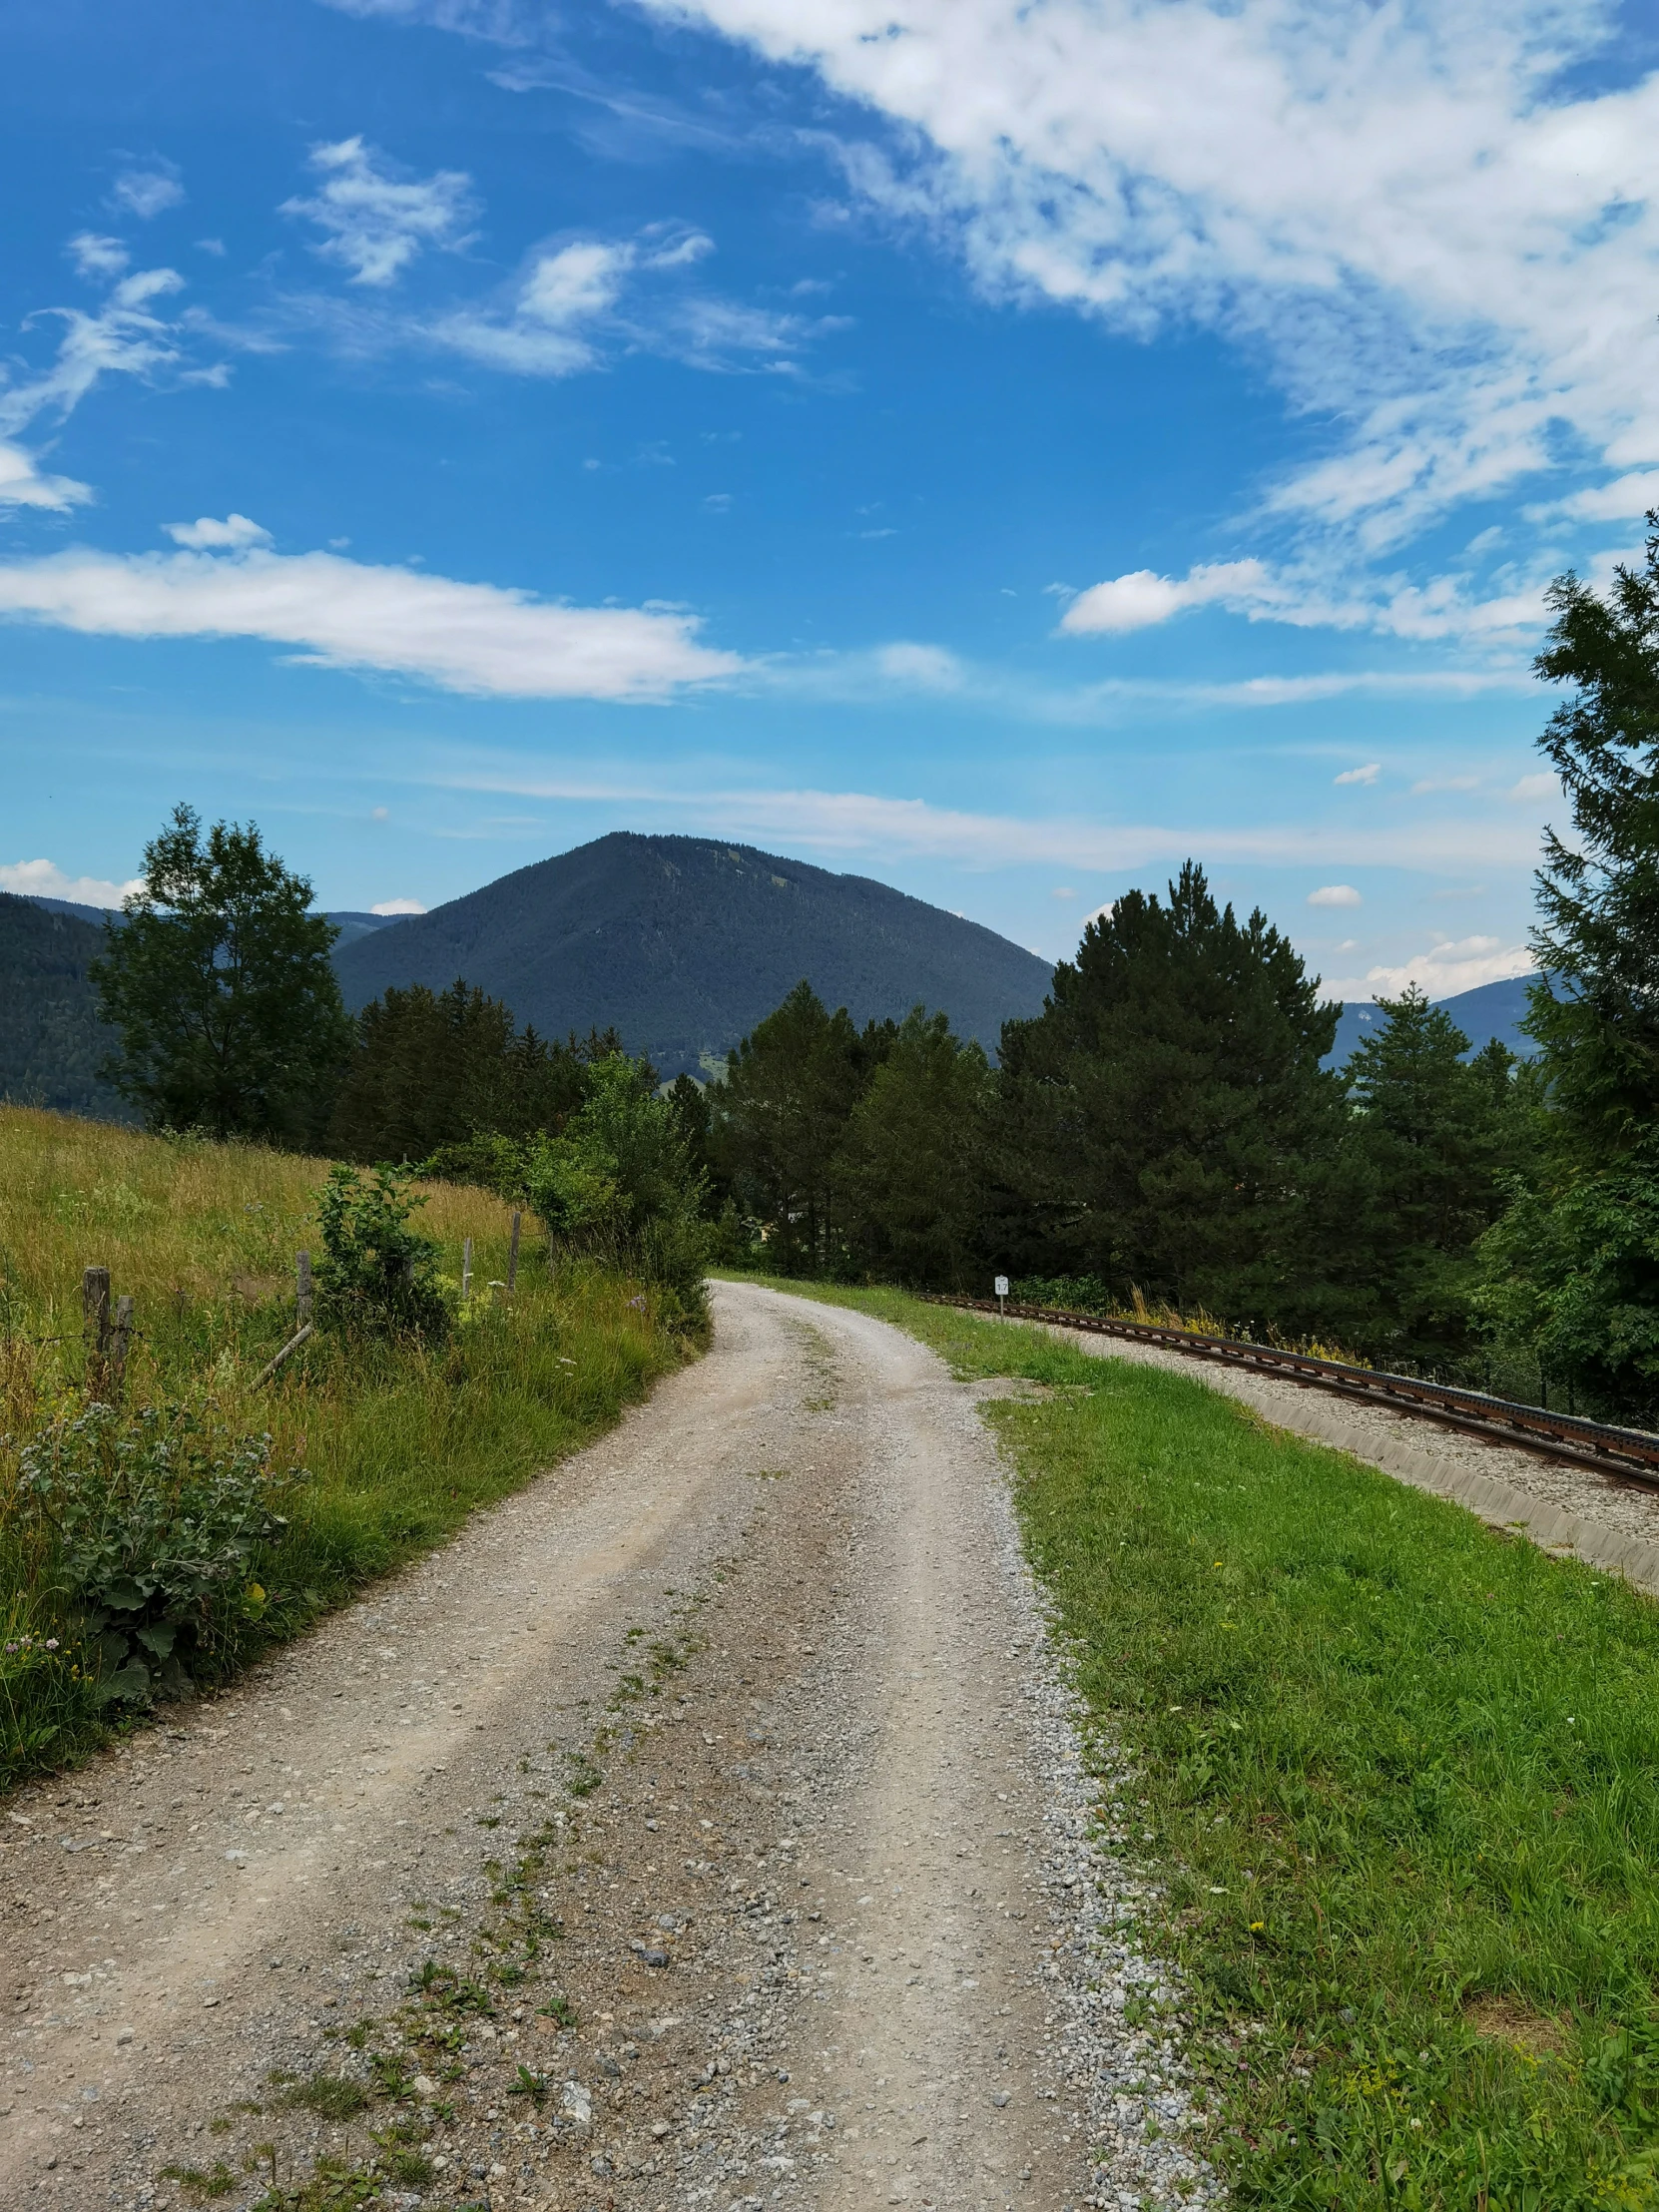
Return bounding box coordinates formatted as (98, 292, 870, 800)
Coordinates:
(1308, 884, 1362, 907)
(0, 440, 92, 511)
(427, 228, 828, 378)
(163, 513, 274, 549)
(1410, 775, 1480, 794)
(1051, 885, 1076, 899)
(429, 767, 1548, 874)
(1536, 470, 1659, 524)
(69, 234, 130, 279)
(0, 857, 143, 908)
(281, 137, 478, 287)
(0, 267, 187, 437)
(874, 641, 965, 691)
(631, 0, 1659, 566)
(1059, 559, 1285, 634)
(369, 896, 426, 914)
(0, 538, 744, 701)
(1055, 552, 1551, 647)
(1509, 771, 1557, 802)
(1329, 936, 1535, 1001)
(110, 166, 185, 221)
(1334, 763, 1381, 787)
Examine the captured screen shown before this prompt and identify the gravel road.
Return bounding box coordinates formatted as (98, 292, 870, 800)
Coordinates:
(0, 1283, 1214, 2212)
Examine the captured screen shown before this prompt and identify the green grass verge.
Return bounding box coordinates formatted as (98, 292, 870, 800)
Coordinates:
(726, 1276, 1659, 2210)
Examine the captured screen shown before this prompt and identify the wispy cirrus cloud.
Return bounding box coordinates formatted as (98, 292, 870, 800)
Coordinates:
(0, 528, 745, 701)
(0, 268, 188, 440)
(419, 763, 1554, 876)
(281, 137, 480, 286)
(425, 225, 841, 377)
(630, 0, 1659, 558)
(0, 258, 215, 509)
(109, 162, 185, 221)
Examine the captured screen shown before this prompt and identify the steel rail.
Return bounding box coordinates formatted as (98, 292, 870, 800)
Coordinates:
(924, 1294, 1659, 1485)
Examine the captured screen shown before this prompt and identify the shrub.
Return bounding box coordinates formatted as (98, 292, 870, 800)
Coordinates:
(15, 1400, 306, 1702)
(315, 1162, 448, 1336)
(521, 1056, 709, 1323)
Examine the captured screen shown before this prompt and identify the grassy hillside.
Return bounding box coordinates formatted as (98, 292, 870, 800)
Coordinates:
(749, 1278, 1659, 2209)
(0, 892, 132, 1121)
(0, 1107, 690, 1788)
(332, 831, 1054, 1077)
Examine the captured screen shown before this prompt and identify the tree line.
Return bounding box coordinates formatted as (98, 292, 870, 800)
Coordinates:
(89, 525, 1659, 1417)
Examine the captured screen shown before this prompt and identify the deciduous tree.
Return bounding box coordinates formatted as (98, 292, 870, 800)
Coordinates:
(93, 806, 349, 1144)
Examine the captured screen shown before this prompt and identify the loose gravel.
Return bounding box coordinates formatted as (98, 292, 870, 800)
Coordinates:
(0, 1283, 1221, 2212)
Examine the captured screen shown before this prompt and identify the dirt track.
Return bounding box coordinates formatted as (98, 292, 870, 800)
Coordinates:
(0, 1283, 1210, 2212)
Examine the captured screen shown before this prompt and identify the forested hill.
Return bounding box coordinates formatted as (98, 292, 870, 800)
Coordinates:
(1326, 974, 1539, 1067)
(0, 893, 132, 1120)
(330, 833, 1055, 1076)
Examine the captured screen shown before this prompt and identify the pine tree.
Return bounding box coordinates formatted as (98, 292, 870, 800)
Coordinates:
(997, 861, 1344, 1327)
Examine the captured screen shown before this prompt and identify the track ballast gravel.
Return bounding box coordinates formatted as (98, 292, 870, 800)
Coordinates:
(0, 1282, 1217, 2212)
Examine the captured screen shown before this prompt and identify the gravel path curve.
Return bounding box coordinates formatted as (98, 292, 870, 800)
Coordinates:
(1, 1283, 1212, 2212)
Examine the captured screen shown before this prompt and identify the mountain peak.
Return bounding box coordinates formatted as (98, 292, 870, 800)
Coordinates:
(331, 832, 1053, 1075)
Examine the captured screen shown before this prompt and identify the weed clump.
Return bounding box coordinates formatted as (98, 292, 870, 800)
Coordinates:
(14, 1400, 305, 1704)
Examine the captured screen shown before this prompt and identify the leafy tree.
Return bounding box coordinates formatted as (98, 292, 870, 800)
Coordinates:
(996, 862, 1345, 1328)
(709, 981, 894, 1273)
(1475, 518, 1659, 1413)
(837, 1008, 995, 1288)
(327, 979, 589, 1165)
(1340, 989, 1527, 1368)
(522, 1056, 709, 1316)
(92, 805, 349, 1143)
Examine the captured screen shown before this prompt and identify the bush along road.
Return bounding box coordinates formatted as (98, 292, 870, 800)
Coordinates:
(0, 1283, 1217, 2212)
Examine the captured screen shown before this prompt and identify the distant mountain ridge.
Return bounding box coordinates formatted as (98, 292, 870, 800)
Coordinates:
(1325, 974, 1539, 1067)
(330, 832, 1055, 1077)
(0, 893, 132, 1120)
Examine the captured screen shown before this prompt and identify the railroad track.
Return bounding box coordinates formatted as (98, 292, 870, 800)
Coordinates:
(926, 1293, 1659, 1484)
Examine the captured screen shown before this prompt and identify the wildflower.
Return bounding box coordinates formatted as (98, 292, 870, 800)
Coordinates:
(44, 1638, 59, 1650)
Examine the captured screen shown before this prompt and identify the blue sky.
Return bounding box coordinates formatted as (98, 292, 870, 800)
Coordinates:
(3, 0, 1658, 1003)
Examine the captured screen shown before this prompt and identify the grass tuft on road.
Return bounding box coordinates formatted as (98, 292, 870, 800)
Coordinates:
(1, 1108, 695, 1789)
(735, 1278, 1659, 2210)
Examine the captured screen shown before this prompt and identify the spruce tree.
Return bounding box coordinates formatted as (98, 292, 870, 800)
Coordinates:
(1341, 989, 1519, 1368)
(1475, 515, 1659, 1416)
(709, 980, 893, 1272)
(1527, 512, 1659, 1157)
(837, 1008, 994, 1288)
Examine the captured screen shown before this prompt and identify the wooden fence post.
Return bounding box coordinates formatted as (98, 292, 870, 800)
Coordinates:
(83, 1265, 111, 1397)
(507, 1211, 521, 1294)
(110, 1295, 135, 1400)
(296, 1249, 313, 1326)
(461, 1237, 473, 1299)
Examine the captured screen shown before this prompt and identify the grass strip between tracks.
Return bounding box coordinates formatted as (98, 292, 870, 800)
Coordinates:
(734, 1275, 1659, 2211)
